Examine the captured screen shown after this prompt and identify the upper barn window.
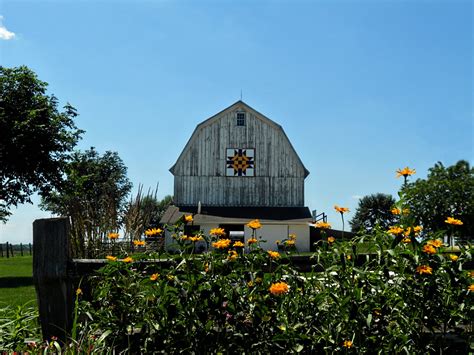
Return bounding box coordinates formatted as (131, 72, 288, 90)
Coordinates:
(236, 112, 246, 126)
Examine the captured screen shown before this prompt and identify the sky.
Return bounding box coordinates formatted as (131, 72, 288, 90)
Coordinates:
(0, 0, 472, 243)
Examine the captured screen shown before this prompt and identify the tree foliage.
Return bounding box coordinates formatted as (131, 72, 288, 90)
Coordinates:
(350, 193, 397, 232)
(40, 148, 132, 257)
(0, 66, 83, 221)
(401, 160, 473, 240)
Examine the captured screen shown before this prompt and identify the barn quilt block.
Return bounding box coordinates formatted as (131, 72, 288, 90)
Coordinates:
(226, 149, 255, 176)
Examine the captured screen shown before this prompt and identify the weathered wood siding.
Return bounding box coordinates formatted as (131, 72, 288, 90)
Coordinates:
(172, 103, 308, 207)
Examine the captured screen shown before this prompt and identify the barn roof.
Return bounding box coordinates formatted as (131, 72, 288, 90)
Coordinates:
(169, 100, 310, 177)
(160, 205, 313, 225)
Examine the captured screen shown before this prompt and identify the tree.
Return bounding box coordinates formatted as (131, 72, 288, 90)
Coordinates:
(0, 66, 83, 221)
(401, 160, 473, 240)
(350, 193, 397, 233)
(40, 148, 132, 257)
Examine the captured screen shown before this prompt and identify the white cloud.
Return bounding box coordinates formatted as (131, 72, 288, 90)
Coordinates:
(0, 16, 15, 40)
(351, 195, 363, 200)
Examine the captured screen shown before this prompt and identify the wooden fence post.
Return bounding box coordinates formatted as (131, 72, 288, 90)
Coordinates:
(33, 218, 73, 342)
(6, 242, 9, 258)
(10, 243, 14, 257)
(29, 243, 32, 255)
(20, 243, 23, 256)
(0, 243, 3, 257)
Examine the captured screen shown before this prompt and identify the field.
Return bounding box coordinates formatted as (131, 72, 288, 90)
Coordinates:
(0, 256, 36, 307)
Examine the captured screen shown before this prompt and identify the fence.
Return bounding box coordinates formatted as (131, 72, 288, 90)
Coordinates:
(0, 242, 33, 257)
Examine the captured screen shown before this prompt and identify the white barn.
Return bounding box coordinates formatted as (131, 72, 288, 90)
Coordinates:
(161, 101, 312, 251)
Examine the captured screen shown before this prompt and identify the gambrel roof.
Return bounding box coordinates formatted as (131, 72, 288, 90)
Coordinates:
(170, 100, 310, 178)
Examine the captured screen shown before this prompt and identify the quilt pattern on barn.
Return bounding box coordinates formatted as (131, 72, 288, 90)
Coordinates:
(226, 148, 255, 176)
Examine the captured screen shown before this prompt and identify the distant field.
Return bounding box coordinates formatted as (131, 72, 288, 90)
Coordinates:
(0, 256, 36, 307)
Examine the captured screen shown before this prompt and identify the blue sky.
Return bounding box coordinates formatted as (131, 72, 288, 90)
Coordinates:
(1, 0, 472, 243)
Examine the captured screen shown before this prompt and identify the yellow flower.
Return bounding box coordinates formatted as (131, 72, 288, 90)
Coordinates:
(416, 265, 433, 275)
(227, 250, 238, 261)
(343, 340, 353, 348)
(145, 228, 162, 236)
(314, 221, 331, 229)
(233, 241, 244, 248)
(422, 244, 437, 255)
(212, 239, 231, 249)
(334, 205, 350, 214)
(133, 240, 145, 246)
(269, 282, 289, 296)
(469, 271, 474, 278)
(150, 273, 159, 281)
(204, 263, 209, 273)
(255, 277, 263, 284)
(288, 234, 296, 240)
(181, 235, 190, 241)
(268, 251, 280, 259)
(404, 227, 412, 237)
(184, 215, 193, 223)
(167, 274, 175, 281)
(122, 256, 133, 263)
(445, 217, 463, 226)
(402, 237, 411, 243)
(388, 226, 404, 236)
(427, 239, 443, 248)
(402, 208, 410, 215)
(468, 284, 474, 292)
(346, 255, 352, 260)
(327, 236, 335, 244)
(108, 232, 119, 240)
(189, 236, 203, 243)
(275, 240, 281, 245)
(285, 239, 295, 246)
(449, 254, 459, 262)
(106, 255, 117, 261)
(413, 226, 422, 235)
(391, 207, 401, 215)
(209, 228, 226, 237)
(247, 219, 262, 230)
(76, 288, 82, 296)
(248, 238, 258, 245)
(396, 167, 416, 178)
(247, 280, 254, 288)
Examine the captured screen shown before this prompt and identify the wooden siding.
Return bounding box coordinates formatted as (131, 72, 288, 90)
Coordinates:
(172, 102, 308, 207)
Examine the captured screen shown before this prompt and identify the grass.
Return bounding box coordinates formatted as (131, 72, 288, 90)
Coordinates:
(0, 256, 36, 307)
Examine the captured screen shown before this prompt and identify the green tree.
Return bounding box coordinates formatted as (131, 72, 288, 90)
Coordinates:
(0, 66, 83, 221)
(40, 148, 132, 257)
(401, 160, 473, 240)
(350, 193, 397, 233)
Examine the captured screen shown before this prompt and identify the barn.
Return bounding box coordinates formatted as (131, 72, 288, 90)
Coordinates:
(160, 100, 313, 251)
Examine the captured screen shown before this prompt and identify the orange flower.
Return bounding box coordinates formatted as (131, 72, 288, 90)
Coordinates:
(391, 208, 401, 215)
(227, 250, 238, 261)
(247, 219, 262, 230)
(468, 284, 474, 292)
(233, 241, 244, 248)
(212, 239, 231, 249)
(449, 254, 459, 262)
(133, 240, 145, 246)
(396, 167, 416, 178)
(404, 227, 412, 237)
(189, 236, 203, 242)
(268, 251, 280, 260)
(402, 237, 411, 243)
(422, 244, 437, 255)
(122, 256, 133, 263)
(388, 226, 404, 236)
(416, 265, 433, 275)
(334, 205, 350, 214)
(209, 228, 226, 237)
(150, 273, 159, 281)
(106, 255, 117, 261)
(427, 239, 443, 248)
(327, 236, 335, 244)
(269, 282, 289, 295)
(285, 239, 295, 246)
(248, 238, 258, 245)
(413, 226, 422, 235)
(314, 221, 331, 229)
(184, 215, 193, 223)
(108, 232, 119, 240)
(145, 228, 162, 236)
(445, 217, 463, 226)
(343, 340, 353, 348)
(288, 234, 297, 240)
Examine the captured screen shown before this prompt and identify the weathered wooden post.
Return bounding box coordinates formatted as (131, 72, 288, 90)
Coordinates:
(0, 243, 3, 257)
(20, 243, 24, 256)
(33, 218, 73, 342)
(6, 242, 9, 258)
(29, 243, 32, 255)
(10, 243, 14, 257)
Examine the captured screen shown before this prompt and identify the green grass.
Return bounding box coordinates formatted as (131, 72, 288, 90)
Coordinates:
(0, 256, 36, 307)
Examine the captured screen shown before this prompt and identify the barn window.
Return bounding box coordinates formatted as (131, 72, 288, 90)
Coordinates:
(236, 112, 246, 126)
